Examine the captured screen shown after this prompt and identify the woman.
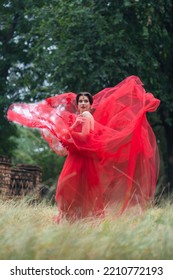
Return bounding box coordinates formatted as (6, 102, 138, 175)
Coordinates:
(55, 92, 105, 221)
(7, 75, 160, 221)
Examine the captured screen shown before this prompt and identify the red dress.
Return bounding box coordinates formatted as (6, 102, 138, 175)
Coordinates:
(7, 76, 160, 219)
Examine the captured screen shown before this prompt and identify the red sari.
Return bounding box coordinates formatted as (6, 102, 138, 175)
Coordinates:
(7, 76, 160, 219)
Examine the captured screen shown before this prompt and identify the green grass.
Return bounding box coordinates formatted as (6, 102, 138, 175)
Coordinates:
(0, 197, 173, 260)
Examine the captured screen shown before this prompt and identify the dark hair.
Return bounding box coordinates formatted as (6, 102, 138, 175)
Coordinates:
(76, 92, 93, 105)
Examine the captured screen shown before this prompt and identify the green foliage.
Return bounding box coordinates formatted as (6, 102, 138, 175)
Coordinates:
(10, 126, 65, 185)
(0, 1, 38, 155)
(20, 0, 173, 101)
(1, 0, 173, 186)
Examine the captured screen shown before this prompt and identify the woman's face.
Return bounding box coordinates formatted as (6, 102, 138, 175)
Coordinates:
(77, 95, 91, 113)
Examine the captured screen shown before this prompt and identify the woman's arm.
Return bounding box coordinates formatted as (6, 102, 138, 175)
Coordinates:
(81, 111, 94, 134)
(61, 112, 94, 142)
(69, 111, 94, 141)
(69, 115, 86, 130)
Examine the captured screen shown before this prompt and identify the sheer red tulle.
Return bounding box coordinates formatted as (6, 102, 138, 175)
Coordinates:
(7, 76, 160, 219)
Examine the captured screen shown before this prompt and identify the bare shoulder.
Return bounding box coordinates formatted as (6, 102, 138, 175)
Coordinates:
(82, 111, 94, 119)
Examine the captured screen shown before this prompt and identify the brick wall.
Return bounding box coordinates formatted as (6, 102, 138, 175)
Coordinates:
(0, 155, 42, 199)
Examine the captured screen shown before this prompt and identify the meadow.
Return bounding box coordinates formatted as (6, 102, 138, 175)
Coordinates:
(0, 198, 173, 260)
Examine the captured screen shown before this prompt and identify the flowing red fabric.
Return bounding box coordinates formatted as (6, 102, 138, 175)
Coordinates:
(7, 76, 160, 219)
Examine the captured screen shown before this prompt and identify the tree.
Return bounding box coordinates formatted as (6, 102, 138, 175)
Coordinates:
(23, 0, 173, 187)
(0, 0, 48, 156)
(1, 0, 173, 189)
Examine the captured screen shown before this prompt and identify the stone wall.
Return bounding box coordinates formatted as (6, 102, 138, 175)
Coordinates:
(0, 155, 12, 196)
(0, 155, 42, 199)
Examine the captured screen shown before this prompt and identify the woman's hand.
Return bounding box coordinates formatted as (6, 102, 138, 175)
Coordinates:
(76, 115, 86, 124)
(70, 115, 86, 130)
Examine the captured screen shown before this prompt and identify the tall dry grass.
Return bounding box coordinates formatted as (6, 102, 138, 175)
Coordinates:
(0, 197, 173, 260)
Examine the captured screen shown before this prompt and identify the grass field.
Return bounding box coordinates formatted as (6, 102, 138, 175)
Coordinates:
(0, 197, 173, 260)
